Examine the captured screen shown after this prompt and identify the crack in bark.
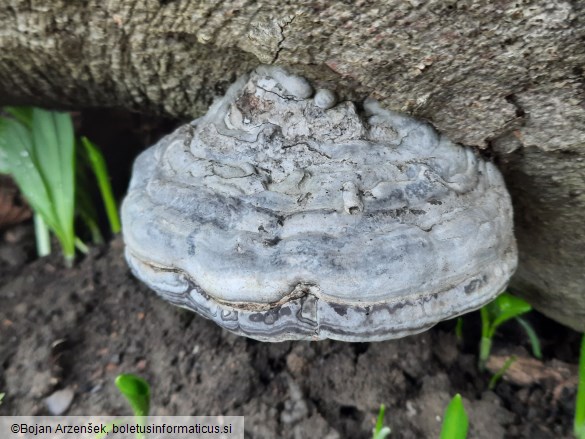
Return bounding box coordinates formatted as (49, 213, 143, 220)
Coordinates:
(271, 14, 297, 64)
(504, 94, 526, 119)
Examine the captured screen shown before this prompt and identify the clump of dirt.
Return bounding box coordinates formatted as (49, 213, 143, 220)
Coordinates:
(0, 232, 580, 439)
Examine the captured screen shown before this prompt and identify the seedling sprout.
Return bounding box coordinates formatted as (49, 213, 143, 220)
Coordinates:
(81, 136, 121, 234)
(372, 404, 391, 439)
(0, 107, 75, 265)
(115, 373, 151, 417)
(479, 292, 541, 370)
(0, 106, 120, 265)
(440, 394, 468, 439)
(488, 356, 517, 390)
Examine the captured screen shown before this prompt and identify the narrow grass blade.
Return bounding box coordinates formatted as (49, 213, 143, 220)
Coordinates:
(440, 394, 469, 439)
(0, 117, 56, 227)
(372, 404, 391, 439)
(81, 137, 120, 234)
(77, 205, 104, 245)
(33, 213, 51, 257)
(375, 404, 385, 434)
(488, 356, 517, 390)
(1, 108, 78, 266)
(31, 108, 75, 261)
(575, 334, 585, 439)
(0, 392, 5, 405)
(516, 317, 542, 359)
(455, 317, 464, 342)
(115, 374, 151, 417)
(1, 107, 31, 172)
(74, 237, 89, 254)
(76, 166, 104, 245)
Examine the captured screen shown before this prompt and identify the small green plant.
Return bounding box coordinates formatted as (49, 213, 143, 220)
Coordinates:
(479, 292, 541, 370)
(372, 404, 391, 439)
(81, 137, 121, 234)
(440, 394, 468, 439)
(115, 374, 151, 417)
(0, 392, 5, 405)
(113, 374, 151, 439)
(0, 107, 76, 265)
(488, 356, 517, 390)
(0, 106, 120, 266)
(96, 375, 151, 439)
(515, 316, 543, 359)
(575, 334, 585, 439)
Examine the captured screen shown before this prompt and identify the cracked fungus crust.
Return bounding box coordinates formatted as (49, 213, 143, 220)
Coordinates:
(121, 66, 518, 342)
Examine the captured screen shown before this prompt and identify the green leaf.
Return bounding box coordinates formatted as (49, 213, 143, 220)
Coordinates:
(115, 374, 151, 417)
(0, 392, 5, 405)
(488, 356, 517, 390)
(31, 108, 76, 261)
(75, 146, 104, 245)
(1, 108, 78, 265)
(81, 136, 121, 234)
(76, 190, 104, 245)
(479, 292, 536, 370)
(575, 334, 585, 439)
(5, 106, 33, 129)
(0, 116, 56, 227)
(440, 394, 469, 439)
(489, 293, 532, 337)
(372, 404, 391, 439)
(515, 317, 542, 359)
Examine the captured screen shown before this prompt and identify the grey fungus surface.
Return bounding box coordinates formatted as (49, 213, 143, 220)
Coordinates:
(121, 66, 518, 342)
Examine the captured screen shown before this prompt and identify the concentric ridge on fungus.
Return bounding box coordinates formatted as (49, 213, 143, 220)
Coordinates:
(121, 66, 518, 342)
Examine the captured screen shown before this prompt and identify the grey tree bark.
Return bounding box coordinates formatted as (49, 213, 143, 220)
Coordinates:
(1, 0, 584, 331)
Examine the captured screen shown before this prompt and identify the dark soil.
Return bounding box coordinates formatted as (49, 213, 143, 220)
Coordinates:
(0, 110, 582, 438)
(0, 229, 581, 439)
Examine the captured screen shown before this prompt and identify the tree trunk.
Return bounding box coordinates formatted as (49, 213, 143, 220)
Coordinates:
(1, 0, 584, 330)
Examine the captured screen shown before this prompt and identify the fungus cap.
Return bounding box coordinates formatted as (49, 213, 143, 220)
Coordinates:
(121, 66, 518, 342)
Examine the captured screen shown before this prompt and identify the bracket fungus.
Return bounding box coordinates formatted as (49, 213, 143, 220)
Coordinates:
(121, 66, 518, 342)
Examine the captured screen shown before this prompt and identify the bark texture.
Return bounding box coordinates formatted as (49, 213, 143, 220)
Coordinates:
(0, 0, 584, 330)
